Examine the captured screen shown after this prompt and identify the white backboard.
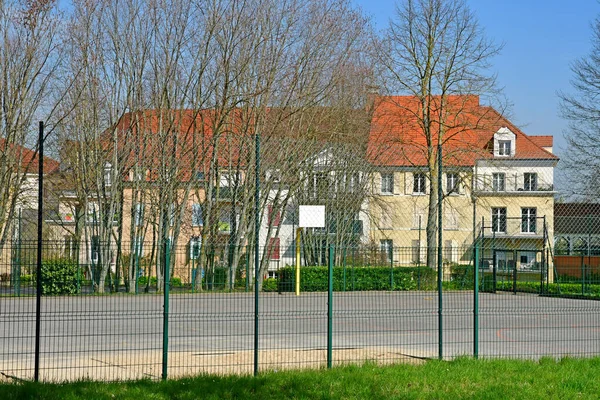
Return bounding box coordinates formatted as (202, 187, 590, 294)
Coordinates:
(299, 205, 325, 228)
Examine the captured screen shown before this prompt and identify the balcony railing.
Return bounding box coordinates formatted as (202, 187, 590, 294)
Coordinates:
(479, 216, 546, 238)
(474, 175, 554, 193)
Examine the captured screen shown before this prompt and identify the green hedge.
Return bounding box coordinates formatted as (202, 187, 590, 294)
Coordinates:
(40, 258, 80, 295)
(196, 267, 245, 290)
(137, 276, 183, 287)
(262, 278, 278, 292)
(484, 280, 600, 297)
(276, 265, 437, 292)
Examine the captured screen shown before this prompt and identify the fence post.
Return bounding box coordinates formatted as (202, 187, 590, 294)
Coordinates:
(245, 250, 249, 293)
(581, 255, 585, 296)
(135, 250, 139, 295)
(162, 239, 171, 380)
(327, 243, 333, 369)
(492, 231, 497, 293)
(352, 247, 356, 291)
(541, 216, 546, 295)
(253, 133, 260, 376)
(389, 247, 394, 290)
(295, 228, 301, 296)
(34, 121, 44, 382)
(14, 208, 22, 297)
(513, 250, 517, 295)
(474, 238, 479, 359)
(437, 144, 443, 361)
(342, 247, 347, 292)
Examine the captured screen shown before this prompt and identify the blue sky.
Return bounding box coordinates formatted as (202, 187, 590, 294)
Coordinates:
(57, 0, 597, 156)
(353, 0, 600, 157)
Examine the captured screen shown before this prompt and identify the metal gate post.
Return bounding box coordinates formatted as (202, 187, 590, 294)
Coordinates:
(513, 250, 517, 295)
(327, 244, 333, 369)
(34, 121, 44, 382)
(162, 239, 171, 380)
(437, 144, 443, 361)
(253, 133, 260, 376)
(474, 239, 479, 359)
(541, 216, 546, 294)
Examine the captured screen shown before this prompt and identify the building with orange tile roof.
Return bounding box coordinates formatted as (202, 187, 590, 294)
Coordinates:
(366, 95, 558, 273)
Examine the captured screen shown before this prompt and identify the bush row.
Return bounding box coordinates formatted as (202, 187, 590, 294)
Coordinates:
(493, 280, 600, 297)
(137, 276, 183, 288)
(275, 265, 437, 292)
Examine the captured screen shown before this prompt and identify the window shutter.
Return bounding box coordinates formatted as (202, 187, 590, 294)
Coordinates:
(405, 172, 413, 194)
(186, 241, 191, 264)
(393, 172, 401, 194)
(268, 205, 282, 227)
(268, 237, 280, 260)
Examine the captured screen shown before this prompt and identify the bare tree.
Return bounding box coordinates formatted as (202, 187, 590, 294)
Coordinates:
(55, 0, 374, 293)
(0, 0, 67, 262)
(378, 0, 501, 267)
(58, 0, 156, 292)
(559, 13, 600, 201)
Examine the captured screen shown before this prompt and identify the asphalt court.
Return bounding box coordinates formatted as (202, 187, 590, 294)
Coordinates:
(1, 291, 599, 380)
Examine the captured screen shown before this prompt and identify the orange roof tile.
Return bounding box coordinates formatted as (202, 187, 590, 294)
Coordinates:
(0, 137, 59, 174)
(529, 135, 553, 148)
(367, 95, 558, 167)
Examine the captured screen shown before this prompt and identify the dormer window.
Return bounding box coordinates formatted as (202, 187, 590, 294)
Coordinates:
(498, 140, 511, 156)
(494, 127, 515, 157)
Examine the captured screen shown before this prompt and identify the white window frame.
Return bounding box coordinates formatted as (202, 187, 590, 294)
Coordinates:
(189, 237, 201, 260)
(446, 173, 459, 194)
(521, 207, 537, 233)
(524, 173, 537, 191)
(191, 203, 203, 227)
(104, 163, 112, 186)
(492, 173, 505, 192)
(347, 172, 360, 193)
(413, 173, 426, 194)
(380, 239, 393, 263)
(86, 202, 99, 224)
(220, 172, 242, 187)
(312, 172, 330, 198)
(134, 203, 145, 227)
(498, 140, 511, 156)
(491, 207, 507, 234)
(90, 235, 100, 263)
(169, 203, 176, 226)
(381, 172, 393, 194)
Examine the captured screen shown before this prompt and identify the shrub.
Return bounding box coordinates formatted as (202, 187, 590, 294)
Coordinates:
(200, 266, 245, 290)
(262, 278, 278, 292)
(41, 258, 80, 295)
(276, 265, 437, 292)
(137, 276, 157, 287)
(450, 264, 474, 289)
(137, 276, 183, 288)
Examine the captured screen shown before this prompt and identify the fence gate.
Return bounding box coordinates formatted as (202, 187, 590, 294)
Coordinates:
(479, 248, 546, 294)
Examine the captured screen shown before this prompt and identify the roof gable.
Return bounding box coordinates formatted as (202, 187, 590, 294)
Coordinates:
(367, 95, 559, 167)
(0, 137, 59, 174)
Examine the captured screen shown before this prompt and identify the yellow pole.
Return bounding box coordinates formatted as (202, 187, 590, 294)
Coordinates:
(296, 227, 301, 296)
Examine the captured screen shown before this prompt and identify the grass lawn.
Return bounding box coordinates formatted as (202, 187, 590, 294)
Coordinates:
(2, 357, 600, 400)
